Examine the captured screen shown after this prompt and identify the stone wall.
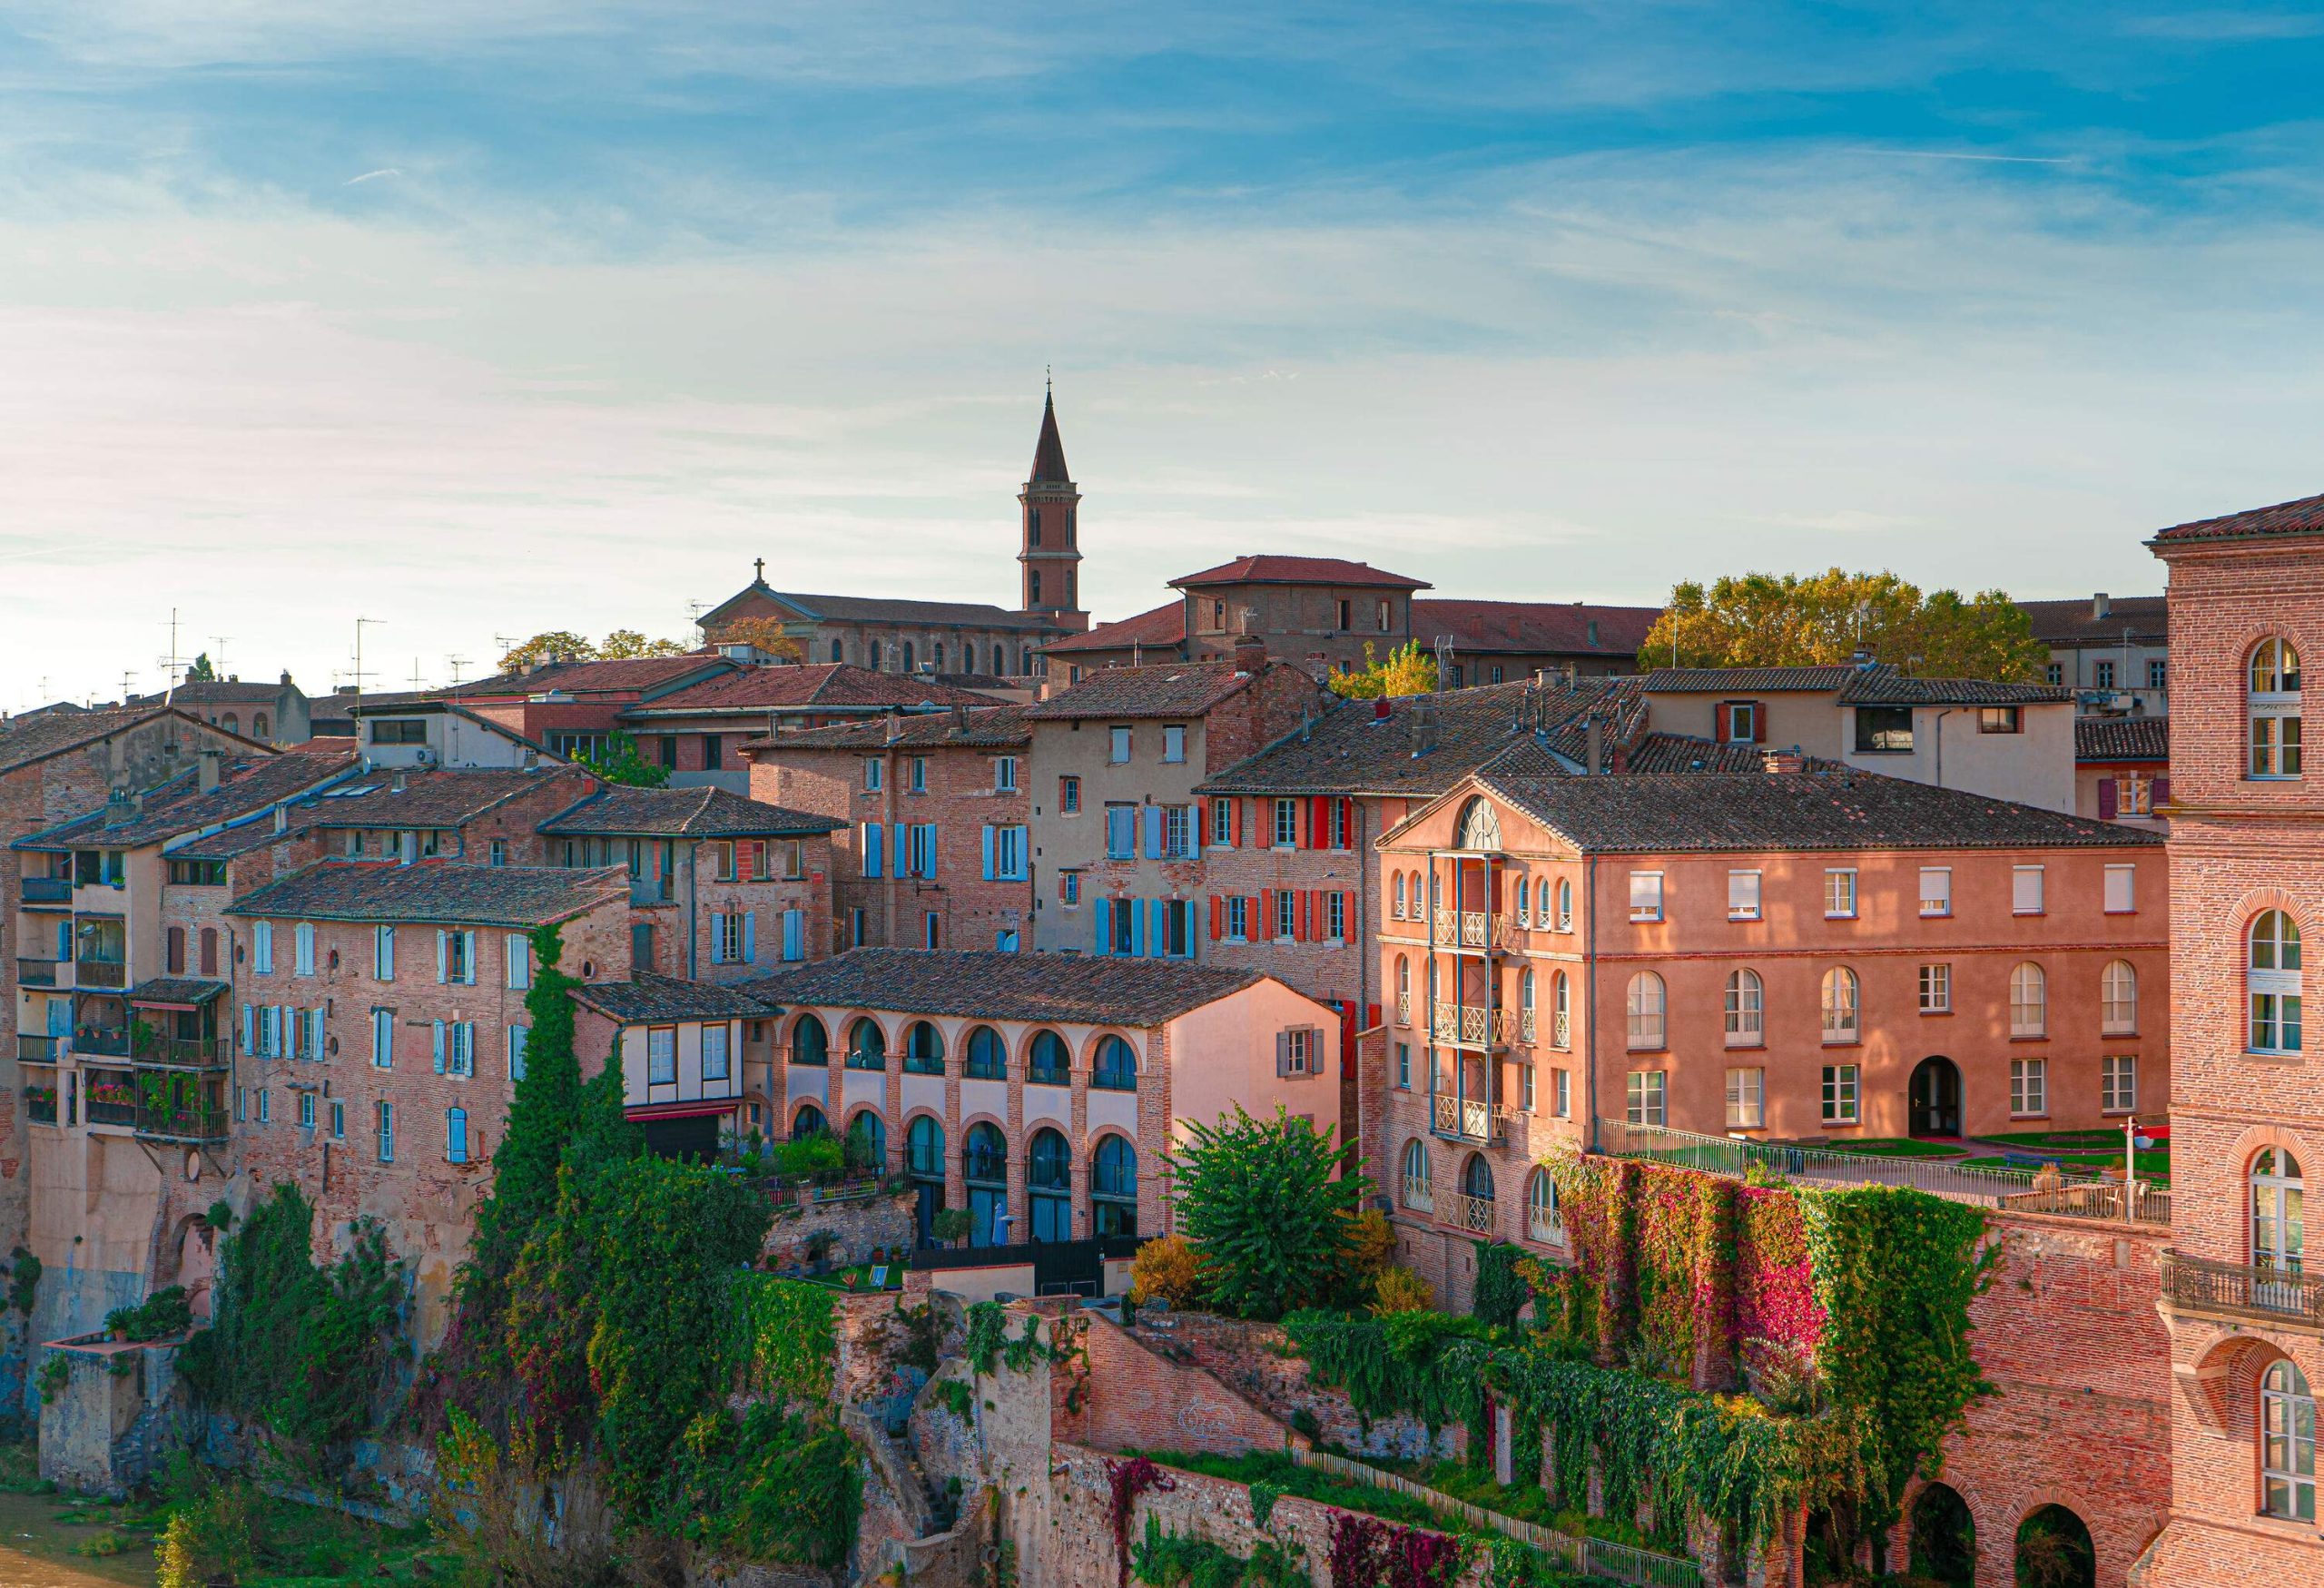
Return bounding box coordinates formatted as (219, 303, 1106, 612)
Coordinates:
(1060, 1312, 1301, 1457)
(759, 1185, 915, 1271)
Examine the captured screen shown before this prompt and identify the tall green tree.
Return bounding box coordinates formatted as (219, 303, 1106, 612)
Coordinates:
(576, 731, 670, 787)
(1638, 569, 2046, 681)
(598, 628, 689, 659)
(465, 923, 586, 1294)
(498, 631, 599, 673)
(1166, 1105, 1372, 1319)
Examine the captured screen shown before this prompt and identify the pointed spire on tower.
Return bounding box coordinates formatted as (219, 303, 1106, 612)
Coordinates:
(1029, 375, 1070, 485)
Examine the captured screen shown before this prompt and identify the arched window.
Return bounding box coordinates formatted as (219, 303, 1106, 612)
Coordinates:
(2253, 1148, 2305, 1274)
(932, 642, 945, 671)
(790, 1014, 829, 1066)
(1020, 648, 1032, 675)
(2008, 962, 2047, 1039)
(1392, 872, 1406, 919)
(791, 1102, 826, 1140)
(1028, 1029, 1070, 1084)
(1527, 1168, 1561, 1244)
(1028, 1128, 1072, 1241)
(846, 1017, 887, 1070)
(1551, 972, 1571, 1049)
(1460, 1155, 1496, 1233)
(1515, 878, 1531, 921)
(2101, 960, 2139, 1036)
(446, 1107, 469, 1164)
(1092, 1137, 1137, 1237)
(1520, 968, 1536, 1036)
(1400, 1139, 1433, 1211)
(2264, 1359, 2317, 1521)
(1626, 972, 1666, 1050)
(222, 712, 239, 735)
(1821, 967, 1860, 1042)
(1093, 1034, 1137, 1090)
(1454, 796, 1502, 851)
(1555, 879, 1573, 932)
(830, 638, 844, 664)
(1726, 969, 1765, 1044)
(847, 1110, 886, 1171)
(903, 1021, 945, 1074)
(963, 1121, 1007, 1183)
(252, 712, 270, 739)
(993, 644, 1005, 676)
(907, 1115, 945, 1178)
(1395, 956, 1412, 1023)
(2250, 638, 2303, 779)
(902, 641, 917, 673)
(964, 1024, 1006, 1079)
(2252, 911, 2304, 1054)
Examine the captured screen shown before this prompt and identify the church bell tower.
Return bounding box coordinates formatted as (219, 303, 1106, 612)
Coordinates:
(1019, 379, 1088, 632)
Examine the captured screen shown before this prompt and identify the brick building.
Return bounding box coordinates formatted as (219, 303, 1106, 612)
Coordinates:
(616, 664, 995, 791)
(572, 974, 779, 1158)
(2142, 489, 2324, 1581)
(537, 784, 839, 980)
(1372, 765, 2165, 1295)
(1021, 645, 1324, 955)
(2075, 715, 2171, 832)
(302, 764, 595, 867)
(428, 653, 737, 763)
(743, 705, 1033, 955)
(2020, 592, 2170, 714)
(136, 674, 315, 745)
(1413, 598, 1659, 686)
(738, 948, 1338, 1247)
(225, 859, 633, 1342)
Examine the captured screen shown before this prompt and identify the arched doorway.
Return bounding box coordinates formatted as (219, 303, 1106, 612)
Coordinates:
(1908, 1483, 1975, 1588)
(2013, 1504, 2094, 1588)
(1909, 1056, 1962, 1139)
(791, 1103, 827, 1141)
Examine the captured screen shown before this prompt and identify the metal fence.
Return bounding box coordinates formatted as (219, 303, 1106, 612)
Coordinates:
(1291, 1447, 1702, 1588)
(2162, 1249, 2324, 1326)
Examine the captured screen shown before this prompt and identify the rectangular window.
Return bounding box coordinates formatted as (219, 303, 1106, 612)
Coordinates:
(1059, 873, 1081, 908)
(1376, 598, 1392, 632)
(1395, 1042, 1411, 1089)
(1273, 798, 1298, 847)
(378, 1102, 395, 1163)
(507, 934, 532, 990)
(2117, 774, 2152, 817)
(1825, 868, 1857, 919)
(1326, 892, 1347, 942)
(1626, 1071, 1667, 1128)
(1919, 962, 1952, 1013)
(863, 758, 883, 791)
(715, 841, 737, 881)
(1728, 870, 1761, 922)
(445, 929, 475, 984)
(1854, 705, 1915, 753)
(910, 757, 927, 794)
(330, 1100, 345, 1141)
(994, 756, 1019, 793)
(490, 839, 507, 867)
(1919, 866, 1952, 917)
(1629, 872, 1664, 923)
(1210, 796, 1234, 846)
(293, 922, 316, 976)
(372, 1008, 393, 1068)
(1977, 706, 2023, 734)
(2102, 1055, 2138, 1114)
(1726, 1068, 1766, 1129)
(2148, 657, 2167, 691)
(252, 920, 274, 974)
(992, 824, 1028, 880)
(2046, 662, 2064, 685)
(1275, 891, 1297, 941)
(299, 1092, 317, 1130)
(2104, 863, 2136, 914)
(1108, 725, 1132, 764)
(1279, 1027, 1316, 1077)
(1521, 1064, 1536, 1111)
(2093, 660, 2115, 689)
(375, 924, 396, 981)
(1554, 1069, 1571, 1119)
(1162, 804, 1192, 859)
(702, 1024, 730, 1082)
(448, 1021, 474, 1077)
(1059, 775, 1081, 814)
(909, 823, 938, 878)
(1821, 1065, 1860, 1125)
(257, 1089, 271, 1125)
(507, 1025, 529, 1081)
(2013, 864, 2044, 915)
(715, 912, 743, 964)
(925, 911, 941, 950)
(1162, 725, 1187, 764)
(648, 1026, 677, 1086)
(1104, 804, 1137, 860)
(849, 908, 867, 946)
(1718, 701, 1760, 743)
(2010, 1058, 2048, 1118)
(1225, 895, 1247, 941)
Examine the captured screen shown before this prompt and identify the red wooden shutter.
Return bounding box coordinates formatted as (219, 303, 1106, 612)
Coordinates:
(1751, 702, 1767, 744)
(1210, 895, 1224, 941)
(1338, 797, 1354, 849)
(1312, 797, 1330, 848)
(2153, 776, 2171, 805)
(2097, 777, 2117, 819)
(1261, 889, 1275, 937)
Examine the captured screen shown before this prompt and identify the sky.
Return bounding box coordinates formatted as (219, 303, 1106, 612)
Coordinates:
(4, 2, 2323, 707)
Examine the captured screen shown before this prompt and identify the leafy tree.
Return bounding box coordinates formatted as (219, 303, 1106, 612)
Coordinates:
(599, 628, 690, 660)
(183, 653, 216, 683)
(577, 731, 670, 787)
(1327, 640, 1437, 700)
(1636, 570, 2047, 681)
(711, 615, 804, 663)
(499, 631, 600, 673)
(1166, 1106, 1372, 1319)
(462, 924, 586, 1307)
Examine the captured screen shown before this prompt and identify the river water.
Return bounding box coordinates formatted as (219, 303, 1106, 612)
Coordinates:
(0, 1492, 153, 1588)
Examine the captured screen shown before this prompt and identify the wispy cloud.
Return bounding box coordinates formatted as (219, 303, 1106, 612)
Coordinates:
(342, 168, 401, 186)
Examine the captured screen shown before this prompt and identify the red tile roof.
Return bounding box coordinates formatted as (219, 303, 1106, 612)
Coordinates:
(1416, 598, 1659, 658)
(2151, 491, 2324, 546)
(2076, 715, 2169, 764)
(1171, 556, 1429, 591)
(621, 664, 995, 718)
(1023, 658, 1303, 721)
(2017, 596, 2167, 645)
(745, 705, 1033, 752)
(458, 654, 734, 699)
(1040, 602, 1187, 656)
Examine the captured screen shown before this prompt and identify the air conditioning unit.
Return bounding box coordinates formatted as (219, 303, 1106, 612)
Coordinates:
(414, 747, 438, 767)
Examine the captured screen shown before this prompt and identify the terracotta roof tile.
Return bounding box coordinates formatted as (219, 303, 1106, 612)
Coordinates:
(622, 664, 994, 718)
(1640, 666, 1860, 693)
(294, 767, 590, 829)
(2016, 596, 2168, 646)
(2076, 715, 2170, 763)
(1024, 659, 1294, 721)
(744, 705, 1033, 753)
(1640, 664, 2067, 706)
(225, 858, 629, 928)
(457, 655, 734, 697)
(574, 972, 781, 1023)
(12, 752, 358, 852)
(2151, 491, 2324, 546)
(127, 978, 230, 1007)
(1171, 556, 1430, 591)
(1415, 599, 1659, 657)
(538, 785, 840, 837)
(1040, 602, 1187, 656)
(0, 706, 191, 775)
(742, 948, 1265, 1026)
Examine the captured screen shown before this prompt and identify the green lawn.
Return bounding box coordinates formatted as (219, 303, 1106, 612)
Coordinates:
(1975, 1129, 2158, 1151)
(1962, 1152, 2171, 1184)
(1815, 1138, 1967, 1159)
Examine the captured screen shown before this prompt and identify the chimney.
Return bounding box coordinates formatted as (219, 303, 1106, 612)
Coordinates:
(102, 786, 135, 827)
(1232, 633, 1266, 675)
(1408, 696, 1438, 756)
(1763, 749, 1807, 775)
(1850, 648, 1875, 671)
(198, 748, 224, 794)
(883, 712, 904, 747)
(1373, 697, 1392, 722)
(2092, 592, 2111, 621)
(1584, 715, 1603, 775)
(952, 704, 970, 735)
(391, 771, 409, 794)
(280, 669, 292, 686)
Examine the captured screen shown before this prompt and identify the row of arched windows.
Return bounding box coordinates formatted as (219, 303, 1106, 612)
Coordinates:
(787, 1014, 1138, 1088)
(1398, 1139, 1561, 1244)
(790, 1106, 1138, 1243)
(824, 636, 1036, 677)
(1388, 871, 1575, 932)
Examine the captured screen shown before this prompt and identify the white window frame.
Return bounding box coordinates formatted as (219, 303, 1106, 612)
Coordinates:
(374, 924, 395, 981)
(2101, 1054, 2137, 1115)
(1824, 868, 1858, 920)
(508, 1024, 529, 1081)
(507, 933, 532, 991)
(1553, 1068, 1571, 1119)
(1820, 966, 1860, 1043)
(2250, 637, 2303, 781)
(1724, 969, 1764, 1046)
(1626, 972, 1667, 1050)
(372, 1008, 393, 1069)
(703, 1023, 730, 1083)
(1273, 798, 1298, 848)
(648, 1025, 678, 1086)
(2262, 1359, 2317, 1522)
(2104, 863, 2136, 915)
(293, 922, 316, 977)
(2010, 1057, 2048, 1119)
(1626, 1070, 1667, 1128)
(1919, 962, 1952, 1014)
(994, 755, 1019, 793)
(2102, 959, 2139, 1035)
(1108, 725, 1133, 764)
(1630, 871, 1664, 923)
(2013, 864, 2045, 916)
(1728, 869, 1761, 922)
(862, 757, 883, 791)
(1727, 1067, 1766, 1130)
(2251, 910, 2304, 1054)
(1161, 725, 1187, 764)
(2010, 962, 2047, 1039)
(252, 920, 274, 974)
(1919, 866, 1951, 918)
(1821, 1064, 1859, 1125)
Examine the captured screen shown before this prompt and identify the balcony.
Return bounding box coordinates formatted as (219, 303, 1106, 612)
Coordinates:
(1432, 908, 1492, 952)
(961, 1152, 1007, 1186)
(1431, 1092, 1509, 1146)
(20, 877, 72, 905)
(842, 1050, 887, 1072)
(1440, 1190, 1497, 1236)
(15, 957, 62, 988)
(1399, 1178, 1434, 1215)
(17, 1035, 60, 1064)
(136, 1103, 230, 1144)
(74, 1026, 131, 1059)
(2162, 1251, 2324, 1328)
(1429, 1001, 1508, 1050)
(23, 1089, 55, 1125)
(86, 1096, 139, 1129)
(74, 959, 126, 990)
(137, 1036, 232, 1071)
(901, 1053, 946, 1077)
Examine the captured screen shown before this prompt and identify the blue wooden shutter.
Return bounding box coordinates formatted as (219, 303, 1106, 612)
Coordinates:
(981, 825, 996, 881)
(241, 1003, 253, 1055)
(1130, 900, 1146, 956)
(862, 823, 883, 878)
(1144, 807, 1163, 859)
(432, 1021, 446, 1074)
(891, 824, 907, 879)
(783, 909, 803, 962)
(436, 930, 448, 983)
(743, 911, 757, 964)
(1149, 900, 1167, 958)
(1096, 899, 1112, 956)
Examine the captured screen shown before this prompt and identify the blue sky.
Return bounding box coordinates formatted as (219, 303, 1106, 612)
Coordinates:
(4, 2, 2322, 703)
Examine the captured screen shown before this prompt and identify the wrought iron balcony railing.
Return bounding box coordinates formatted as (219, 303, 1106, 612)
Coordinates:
(1441, 1190, 1497, 1237)
(1431, 1092, 1509, 1146)
(1400, 1178, 1434, 1215)
(136, 1104, 230, 1144)
(2162, 1250, 2324, 1327)
(15, 957, 61, 987)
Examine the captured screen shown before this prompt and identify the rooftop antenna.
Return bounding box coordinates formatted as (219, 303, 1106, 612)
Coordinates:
(352, 616, 385, 721)
(209, 636, 231, 678)
(409, 657, 426, 693)
(121, 670, 137, 707)
(447, 655, 469, 688)
(157, 607, 185, 704)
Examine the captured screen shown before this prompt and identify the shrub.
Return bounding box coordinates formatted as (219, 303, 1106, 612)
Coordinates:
(1370, 1267, 1434, 1316)
(105, 1284, 192, 1341)
(1166, 1107, 1372, 1320)
(1344, 1209, 1396, 1281)
(1131, 1236, 1208, 1308)
(931, 1208, 974, 1245)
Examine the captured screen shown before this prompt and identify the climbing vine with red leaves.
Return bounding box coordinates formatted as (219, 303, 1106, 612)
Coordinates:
(1105, 1455, 1177, 1588)
(1325, 1511, 1466, 1588)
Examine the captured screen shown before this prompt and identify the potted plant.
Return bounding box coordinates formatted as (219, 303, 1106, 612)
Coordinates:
(803, 1229, 839, 1276)
(931, 1208, 972, 1248)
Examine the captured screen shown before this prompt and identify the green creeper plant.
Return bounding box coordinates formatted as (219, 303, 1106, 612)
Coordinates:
(1166, 1106, 1373, 1320)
